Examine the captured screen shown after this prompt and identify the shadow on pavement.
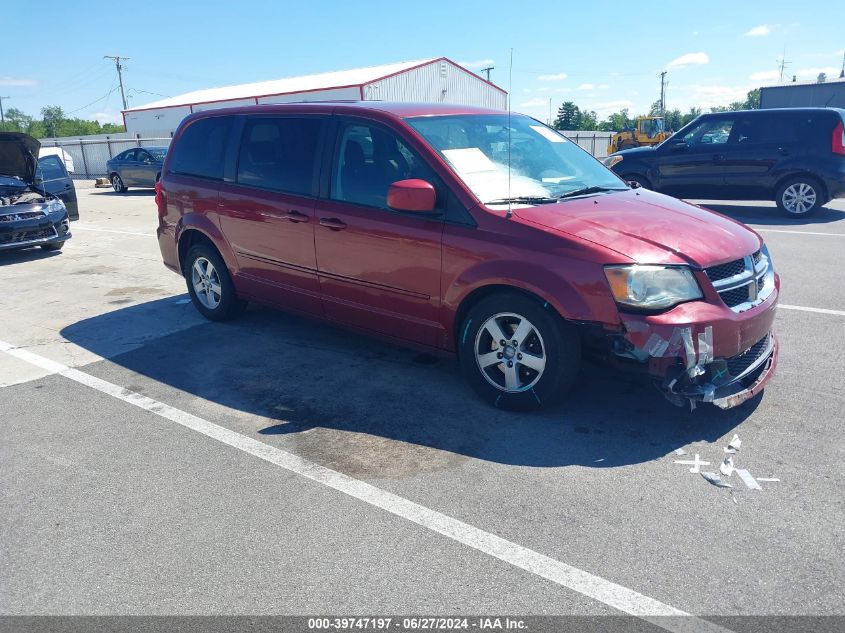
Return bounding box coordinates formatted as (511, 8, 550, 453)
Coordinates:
(695, 201, 845, 226)
(60, 296, 757, 469)
(90, 189, 156, 197)
(0, 247, 63, 266)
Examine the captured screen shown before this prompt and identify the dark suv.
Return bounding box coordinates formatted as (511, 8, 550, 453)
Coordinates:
(605, 108, 845, 217)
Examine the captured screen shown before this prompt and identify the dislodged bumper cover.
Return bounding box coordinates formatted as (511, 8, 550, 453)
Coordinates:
(615, 286, 779, 408)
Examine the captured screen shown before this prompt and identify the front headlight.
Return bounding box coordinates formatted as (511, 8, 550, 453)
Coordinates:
(604, 265, 703, 310)
(45, 198, 67, 217)
(602, 155, 624, 168)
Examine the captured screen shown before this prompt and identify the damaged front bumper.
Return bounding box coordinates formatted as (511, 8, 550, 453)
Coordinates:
(610, 288, 779, 409)
(0, 207, 71, 251)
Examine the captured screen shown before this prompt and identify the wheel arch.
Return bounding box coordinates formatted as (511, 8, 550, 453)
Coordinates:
(176, 221, 235, 276)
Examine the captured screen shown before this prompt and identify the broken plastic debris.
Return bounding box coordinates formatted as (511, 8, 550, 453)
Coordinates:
(697, 326, 714, 366)
(720, 455, 735, 477)
(727, 434, 741, 452)
(701, 471, 733, 488)
(735, 469, 762, 490)
(674, 448, 687, 456)
(674, 454, 709, 473)
(731, 490, 738, 505)
(756, 478, 780, 482)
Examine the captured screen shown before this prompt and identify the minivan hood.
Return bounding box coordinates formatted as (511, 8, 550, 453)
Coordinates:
(0, 132, 40, 183)
(514, 188, 761, 267)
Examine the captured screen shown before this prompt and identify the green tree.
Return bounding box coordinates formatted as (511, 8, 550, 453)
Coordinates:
(578, 109, 599, 130)
(743, 88, 760, 109)
(40, 105, 65, 138)
(600, 109, 634, 132)
(2, 107, 32, 132)
(554, 102, 580, 130)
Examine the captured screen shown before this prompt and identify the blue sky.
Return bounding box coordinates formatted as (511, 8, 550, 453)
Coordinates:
(2, 0, 843, 126)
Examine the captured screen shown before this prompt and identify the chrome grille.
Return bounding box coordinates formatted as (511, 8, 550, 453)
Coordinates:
(705, 258, 745, 282)
(0, 210, 43, 222)
(705, 250, 773, 313)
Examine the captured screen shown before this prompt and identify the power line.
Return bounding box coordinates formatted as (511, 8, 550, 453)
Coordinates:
(104, 55, 130, 110)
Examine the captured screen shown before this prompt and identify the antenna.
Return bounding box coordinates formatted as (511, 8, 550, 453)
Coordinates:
(480, 66, 494, 82)
(777, 47, 791, 84)
(506, 48, 513, 220)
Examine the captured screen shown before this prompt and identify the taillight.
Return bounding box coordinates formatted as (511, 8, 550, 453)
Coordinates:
(833, 121, 845, 156)
(154, 181, 166, 218)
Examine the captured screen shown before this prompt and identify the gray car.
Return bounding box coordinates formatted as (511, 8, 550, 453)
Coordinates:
(106, 146, 167, 192)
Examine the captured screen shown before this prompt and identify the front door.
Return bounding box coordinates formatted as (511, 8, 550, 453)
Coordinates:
(314, 119, 445, 348)
(657, 115, 737, 198)
(217, 114, 326, 316)
(37, 155, 78, 219)
(135, 149, 160, 187)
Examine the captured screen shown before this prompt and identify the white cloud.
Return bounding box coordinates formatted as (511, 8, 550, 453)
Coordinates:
(795, 66, 840, 80)
(666, 52, 709, 69)
(518, 97, 548, 108)
(590, 100, 635, 117)
(457, 59, 495, 70)
(0, 76, 37, 87)
(744, 24, 777, 37)
(89, 108, 123, 124)
(538, 72, 567, 81)
(670, 84, 752, 111)
(577, 83, 595, 90)
(749, 70, 780, 82)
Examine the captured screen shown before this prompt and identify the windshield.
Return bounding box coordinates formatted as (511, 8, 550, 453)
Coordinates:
(147, 148, 168, 161)
(406, 113, 626, 205)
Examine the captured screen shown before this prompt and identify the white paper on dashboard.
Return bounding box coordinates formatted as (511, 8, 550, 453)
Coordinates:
(442, 148, 498, 174)
(529, 125, 567, 143)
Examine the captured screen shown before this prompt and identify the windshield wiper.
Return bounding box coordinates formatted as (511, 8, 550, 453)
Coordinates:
(484, 196, 558, 205)
(555, 186, 625, 200)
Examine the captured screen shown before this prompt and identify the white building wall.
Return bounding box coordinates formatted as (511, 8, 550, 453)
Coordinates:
(363, 60, 507, 109)
(192, 98, 257, 112)
(257, 86, 360, 104)
(125, 106, 191, 135)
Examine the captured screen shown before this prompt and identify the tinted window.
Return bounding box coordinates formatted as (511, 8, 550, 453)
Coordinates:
(38, 156, 67, 180)
(331, 122, 439, 209)
(169, 116, 233, 180)
(147, 148, 168, 161)
(236, 117, 322, 195)
(138, 150, 154, 163)
(117, 149, 136, 161)
(682, 117, 735, 145)
(734, 113, 800, 145)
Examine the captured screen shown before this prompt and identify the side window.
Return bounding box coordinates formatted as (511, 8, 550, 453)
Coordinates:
(236, 117, 322, 195)
(118, 149, 136, 161)
(683, 118, 735, 146)
(138, 150, 153, 163)
(169, 116, 233, 180)
(37, 156, 67, 180)
(734, 114, 799, 145)
(331, 122, 439, 209)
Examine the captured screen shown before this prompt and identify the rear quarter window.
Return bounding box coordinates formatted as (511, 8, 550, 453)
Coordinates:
(169, 116, 233, 180)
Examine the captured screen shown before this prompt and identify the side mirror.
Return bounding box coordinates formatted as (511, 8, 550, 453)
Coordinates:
(387, 179, 436, 213)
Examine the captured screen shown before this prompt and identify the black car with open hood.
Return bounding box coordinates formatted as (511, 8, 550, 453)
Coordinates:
(1, 132, 73, 253)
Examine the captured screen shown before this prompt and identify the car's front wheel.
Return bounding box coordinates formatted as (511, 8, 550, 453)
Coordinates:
(111, 174, 127, 193)
(458, 292, 581, 410)
(776, 177, 825, 217)
(184, 243, 247, 321)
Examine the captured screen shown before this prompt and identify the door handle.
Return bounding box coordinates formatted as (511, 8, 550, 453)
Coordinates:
(319, 217, 347, 231)
(285, 210, 310, 223)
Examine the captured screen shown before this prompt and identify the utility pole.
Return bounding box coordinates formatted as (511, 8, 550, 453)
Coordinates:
(777, 47, 791, 83)
(840, 50, 844, 78)
(480, 66, 494, 82)
(659, 71, 667, 115)
(0, 95, 9, 129)
(104, 55, 130, 110)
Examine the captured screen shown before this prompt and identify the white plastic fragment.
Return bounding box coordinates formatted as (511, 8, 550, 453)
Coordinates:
(736, 469, 762, 490)
(727, 434, 741, 452)
(757, 478, 780, 482)
(701, 471, 733, 488)
(720, 455, 735, 477)
(674, 448, 687, 456)
(674, 454, 709, 473)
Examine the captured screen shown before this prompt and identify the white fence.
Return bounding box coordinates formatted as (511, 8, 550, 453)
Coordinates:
(39, 129, 615, 179)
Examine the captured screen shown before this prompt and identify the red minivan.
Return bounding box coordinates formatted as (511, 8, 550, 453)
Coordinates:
(156, 102, 778, 410)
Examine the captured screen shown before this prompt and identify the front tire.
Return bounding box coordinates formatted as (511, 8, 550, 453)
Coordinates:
(111, 174, 127, 193)
(184, 243, 247, 321)
(776, 176, 825, 217)
(458, 293, 581, 411)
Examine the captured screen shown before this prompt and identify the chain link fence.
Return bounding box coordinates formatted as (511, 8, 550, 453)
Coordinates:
(39, 135, 173, 179)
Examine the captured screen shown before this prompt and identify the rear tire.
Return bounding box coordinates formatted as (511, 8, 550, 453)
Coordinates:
(776, 176, 825, 217)
(183, 243, 247, 321)
(458, 292, 581, 411)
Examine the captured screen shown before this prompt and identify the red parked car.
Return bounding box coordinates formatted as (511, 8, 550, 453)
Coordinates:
(156, 102, 778, 410)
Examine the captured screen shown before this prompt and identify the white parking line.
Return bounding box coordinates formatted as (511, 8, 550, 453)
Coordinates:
(72, 226, 156, 237)
(780, 304, 845, 317)
(0, 338, 729, 633)
(755, 228, 844, 237)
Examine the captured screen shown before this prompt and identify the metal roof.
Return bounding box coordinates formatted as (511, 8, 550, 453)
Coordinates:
(124, 58, 447, 112)
(759, 76, 845, 90)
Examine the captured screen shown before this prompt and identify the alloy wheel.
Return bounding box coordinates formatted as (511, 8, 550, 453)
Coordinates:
(191, 257, 222, 309)
(112, 175, 123, 192)
(782, 182, 817, 215)
(474, 312, 547, 392)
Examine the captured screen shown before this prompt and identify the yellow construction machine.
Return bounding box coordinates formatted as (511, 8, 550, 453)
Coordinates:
(607, 116, 671, 154)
